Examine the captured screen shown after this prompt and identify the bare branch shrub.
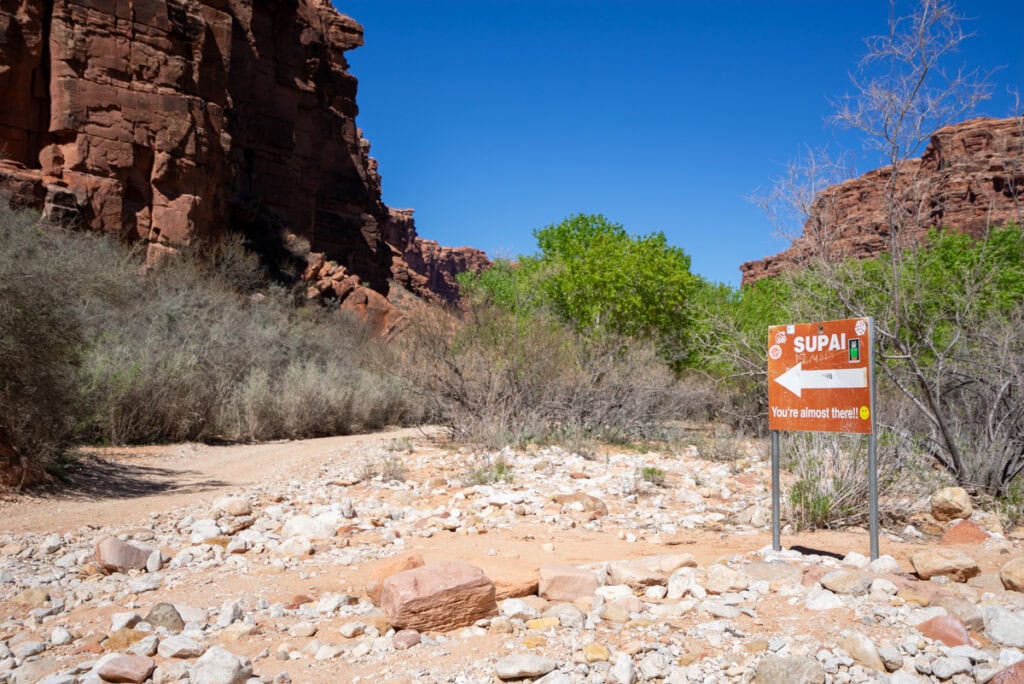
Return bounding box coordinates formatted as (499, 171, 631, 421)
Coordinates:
(783, 430, 933, 530)
(0, 205, 423, 472)
(397, 301, 691, 448)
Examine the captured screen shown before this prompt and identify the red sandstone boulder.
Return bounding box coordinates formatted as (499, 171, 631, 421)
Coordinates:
(940, 520, 989, 545)
(989, 660, 1024, 684)
(96, 655, 156, 683)
(365, 551, 426, 605)
(380, 561, 497, 632)
(916, 615, 972, 647)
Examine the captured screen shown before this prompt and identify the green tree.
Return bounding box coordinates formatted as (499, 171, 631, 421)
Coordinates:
(462, 214, 700, 368)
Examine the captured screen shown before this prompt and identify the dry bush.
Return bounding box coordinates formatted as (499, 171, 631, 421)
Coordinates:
(0, 205, 422, 466)
(397, 302, 687, 447)
(0, 208, 84, 479)
(782, 429, 933, 530)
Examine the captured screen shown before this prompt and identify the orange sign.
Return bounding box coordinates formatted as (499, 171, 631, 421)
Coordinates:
(767, 318, 873, 434)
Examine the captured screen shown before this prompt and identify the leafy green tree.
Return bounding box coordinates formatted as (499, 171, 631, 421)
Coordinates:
(462, 214, 701, 368)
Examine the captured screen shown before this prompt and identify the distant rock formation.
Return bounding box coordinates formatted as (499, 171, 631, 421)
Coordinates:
(0, 0, 486, 308)
(741, 117, 1024, 285)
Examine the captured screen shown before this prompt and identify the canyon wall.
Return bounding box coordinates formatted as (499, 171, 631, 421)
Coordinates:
(0, 0, 485, 303)
(741, 117, 1024, 285)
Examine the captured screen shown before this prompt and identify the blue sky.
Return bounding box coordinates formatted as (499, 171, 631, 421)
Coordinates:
(339, 1, 1022, 285)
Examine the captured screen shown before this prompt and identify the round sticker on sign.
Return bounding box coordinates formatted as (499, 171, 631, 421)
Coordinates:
(769, 344, 782, 360)
(855, 320, 867, 336)
(859, 406, 870, 420)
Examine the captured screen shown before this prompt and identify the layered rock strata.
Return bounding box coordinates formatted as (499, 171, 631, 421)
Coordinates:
(0, 0, 485, 304)
(741, 117, 1024, 285)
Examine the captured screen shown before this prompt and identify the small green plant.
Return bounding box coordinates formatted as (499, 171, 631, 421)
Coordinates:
(462, 454, 514, 485)
(640, 465, 667, 486)
(379, 453, 407, 483)
(789, 477, 837, 530)
(995, 477, 1024, 530)
(385, 437, 414, 453)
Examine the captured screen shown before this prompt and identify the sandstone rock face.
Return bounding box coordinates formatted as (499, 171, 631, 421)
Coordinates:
(741, 117, 1024, 284)
(384, 208, 490, 304)
(379, 561, 497, 632)
(0, 0, 486, 307)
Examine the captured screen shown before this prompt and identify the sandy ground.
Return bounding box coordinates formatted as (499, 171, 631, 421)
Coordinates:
(0, 429, 1020, 683)
(0, 427, 432, 535)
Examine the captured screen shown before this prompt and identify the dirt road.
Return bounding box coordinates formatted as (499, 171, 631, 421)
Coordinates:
(0, 426, 430, 534)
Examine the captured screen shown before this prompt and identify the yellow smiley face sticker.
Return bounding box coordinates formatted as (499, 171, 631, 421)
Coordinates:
(859, 406, 870, 420)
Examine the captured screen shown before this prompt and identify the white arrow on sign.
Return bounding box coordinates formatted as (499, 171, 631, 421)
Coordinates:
(773, 362, 867, 398)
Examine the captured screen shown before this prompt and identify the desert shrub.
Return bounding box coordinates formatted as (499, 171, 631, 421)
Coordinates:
(639, 465, 667, 486)
(399, 300, 687, 447)
(78, 254, 416, 443)
(0, 204, 422, 465)
(782, 430, 931, 530)
(0, 208, 84, 475)
(993, 477, 1024, 530)
(461, 452, 514, 485)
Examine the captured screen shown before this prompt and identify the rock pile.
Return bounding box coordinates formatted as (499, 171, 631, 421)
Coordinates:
(0, 438, 1022, 682)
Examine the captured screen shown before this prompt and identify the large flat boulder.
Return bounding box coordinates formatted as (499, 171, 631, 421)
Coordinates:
(380, 561, 497, 632)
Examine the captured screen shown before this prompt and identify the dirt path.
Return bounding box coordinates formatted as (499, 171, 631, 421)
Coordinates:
(0, 426, 431, 534)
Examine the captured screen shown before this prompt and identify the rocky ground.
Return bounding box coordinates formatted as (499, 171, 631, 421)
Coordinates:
(1, 432, 1023, 684)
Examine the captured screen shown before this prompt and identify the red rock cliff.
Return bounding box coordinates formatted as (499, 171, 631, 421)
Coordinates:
(0, 0, 486, 302)
(741, 117, 1024, 285)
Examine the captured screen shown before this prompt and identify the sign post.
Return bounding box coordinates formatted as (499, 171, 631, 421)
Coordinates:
(767, 317, 879, 559)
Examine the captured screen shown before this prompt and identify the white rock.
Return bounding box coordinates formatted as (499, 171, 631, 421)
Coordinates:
(157, 634, 205, 659)
(146, 550, 163, 573)
(645, 585, 667, 600)
(190, 646, 252, 684)
(49, 626, 73, 646)
(930, 656, 971, 679)
(804, 585, 844, 611)
(984, 606, 1024, 647)
(216, 601, 243, 629)
(637, 651, 670, 680)
(494, 654, 558, 680)
(609, 652, 636, 684)
(841, 552, 870, 569)
(500, 598, 539, 620)
(339, 622, 365, 639)
(281, 515, 336, 540)
(276, 536, 313, 557)
(129, 634, 159, 657)
(868, 555, 900, 574)
(315, 644, 345, 660)
(189, 519, 222, 544)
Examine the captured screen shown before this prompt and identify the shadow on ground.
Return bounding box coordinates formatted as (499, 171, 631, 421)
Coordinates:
(34, 454, 228, 501)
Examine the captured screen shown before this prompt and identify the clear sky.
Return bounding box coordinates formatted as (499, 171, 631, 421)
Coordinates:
(338, 1, 1022, 286)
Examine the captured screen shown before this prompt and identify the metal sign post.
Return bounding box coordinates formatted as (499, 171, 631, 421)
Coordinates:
(767, 317, 879, 559)
(867, 316, 878, 560)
